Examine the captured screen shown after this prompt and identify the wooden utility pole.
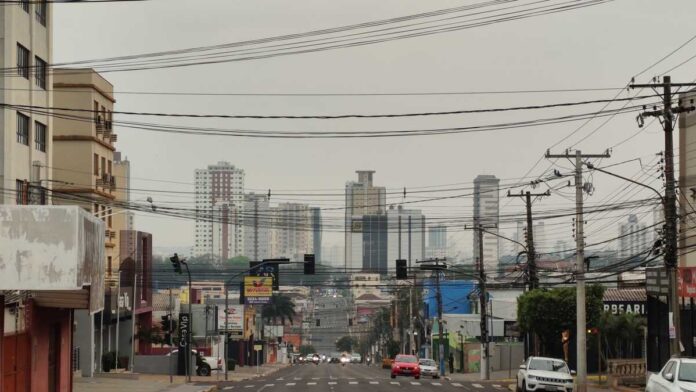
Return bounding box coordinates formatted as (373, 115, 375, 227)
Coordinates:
(546, 149, 610, 392)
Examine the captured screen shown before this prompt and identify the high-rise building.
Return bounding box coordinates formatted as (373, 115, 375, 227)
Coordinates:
(386, 205, 426, 272)
(1, 1, 52, 205)
(270, 202, 314, 261)
(362, 214, 388, 273)
(473, 175, 500, 270)
(311, 207, 322, 263)
(52, 69, 125, 284)
(113, 152, 134, 232)
(242, 193, 271, 260)
(619, 214, 648, 259)
(680, 89, 696, 267)
(193, 162, 244, 260)
(321, 245, 344, 267)
(345, 171, 386, 271)
(427, 225, 447, 259)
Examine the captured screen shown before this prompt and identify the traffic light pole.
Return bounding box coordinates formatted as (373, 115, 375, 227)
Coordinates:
(416, 258, 447, 377)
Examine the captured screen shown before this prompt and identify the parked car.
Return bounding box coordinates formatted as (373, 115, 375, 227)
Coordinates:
(419, 358, 440, 378)
(517, 356, 575, 392)
(168, 349, 222, 376)
(391, 354, 421, 379)
(646, 357, 696, 392)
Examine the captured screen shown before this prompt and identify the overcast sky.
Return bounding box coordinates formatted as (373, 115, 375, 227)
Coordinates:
(53, 0, 696, 262)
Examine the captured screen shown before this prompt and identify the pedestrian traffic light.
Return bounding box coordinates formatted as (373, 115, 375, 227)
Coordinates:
(170, 253, 183, 274)
(304, 254, 315, 275)
(396, 259, 407, 279)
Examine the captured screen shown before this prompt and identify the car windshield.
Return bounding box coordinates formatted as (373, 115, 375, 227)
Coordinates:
(396, 356, 417, 363)
(419, 359, 436, 366)
(679, 362, 696, 382)
(528, 359, 569, 373)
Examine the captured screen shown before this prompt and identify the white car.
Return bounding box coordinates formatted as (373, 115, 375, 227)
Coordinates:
(419, 358, 440, 378)
(647, 358, 696, 392)
(517, 356, 576, 392)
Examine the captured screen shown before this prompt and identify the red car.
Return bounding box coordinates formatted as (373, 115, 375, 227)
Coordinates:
(391, 354, 421, 379)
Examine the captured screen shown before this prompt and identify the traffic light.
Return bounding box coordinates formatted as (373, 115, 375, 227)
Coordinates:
(304, 254, 315, 275)
(396, 259, 407, 279)
(170, 253, 183, 274)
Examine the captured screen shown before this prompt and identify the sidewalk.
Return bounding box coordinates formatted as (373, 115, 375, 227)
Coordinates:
(74, 363, 288, 392)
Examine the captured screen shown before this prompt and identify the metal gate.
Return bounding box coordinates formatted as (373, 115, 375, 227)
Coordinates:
(3, 333, 30, 392)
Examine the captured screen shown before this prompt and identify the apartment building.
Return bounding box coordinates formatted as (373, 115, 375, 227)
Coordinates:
(0, 0, 52, 205)
(473, 175, 500, 270)
(345, 171, 386, 271)
(52, 69, 125, 284)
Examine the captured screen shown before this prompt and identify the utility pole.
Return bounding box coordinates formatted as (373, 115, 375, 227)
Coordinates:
(477, 226, 489, 381)
(630, 76, 696, 357)
(418, 257, 447, 377)
(507, 189, 550, 357)
(546, 149, 610, 392)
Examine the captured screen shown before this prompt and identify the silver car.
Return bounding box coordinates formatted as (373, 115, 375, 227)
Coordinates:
(419, 358, 440, 378)
(647, 358, 696, 392)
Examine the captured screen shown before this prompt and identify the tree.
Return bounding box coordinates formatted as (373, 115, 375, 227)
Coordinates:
(598, 311, 646, 359)
(299, 345, 316, 356)
(262, 294, 296, 325)
(336, 336, 357, 352)
(226, 255, 249, 266)
(517, 285, 605, 355)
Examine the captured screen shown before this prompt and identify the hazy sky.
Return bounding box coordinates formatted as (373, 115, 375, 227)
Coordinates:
(52, 0, 696, 261)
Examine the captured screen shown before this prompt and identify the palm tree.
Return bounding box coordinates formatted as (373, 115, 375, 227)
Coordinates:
(262, 294, 296, 325)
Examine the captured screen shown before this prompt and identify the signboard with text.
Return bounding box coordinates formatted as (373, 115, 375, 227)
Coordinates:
(218, 304, 244, 333)
(679, 267, 696, 297)
(244, 276, 272, 304)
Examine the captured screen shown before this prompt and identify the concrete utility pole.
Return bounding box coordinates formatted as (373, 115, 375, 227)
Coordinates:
(630, 76, 696, 357)
(546, 149, 610, 392)
(476, 226, 490, 381)
(418, 257, 447, 377)
(507, 190, 549, 357)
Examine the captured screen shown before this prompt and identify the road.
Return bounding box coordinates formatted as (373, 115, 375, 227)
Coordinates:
(212, 363, 510, 392)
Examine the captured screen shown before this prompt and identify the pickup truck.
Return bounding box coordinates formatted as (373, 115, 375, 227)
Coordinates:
(168, 349, 222, 376)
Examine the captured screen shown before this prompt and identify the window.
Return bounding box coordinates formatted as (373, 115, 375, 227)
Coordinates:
(34, 56, 46, 89)
(20, 0, 29, 13)
(16, 180, 27, 205)
(35, 121, 46, 152)
(108, 160, 112, 175)
(101, 157, 106, 176)
(36, 0, 47, 26)
(17, 112, 29, 145)
(94, 101, 100, 124)
(107, 256, 112, 276)
(17, 43, 29, 79)
(93, 154, 99, 175)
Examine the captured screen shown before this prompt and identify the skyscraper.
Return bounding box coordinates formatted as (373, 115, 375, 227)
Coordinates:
(427, 225, 447, 259)
(473, 175, 500, 270)
(619, 214, 648, 259)
(270, 202, 314, 261)
(242, 193, 271, 260)
(345, 171, 386, 271)
(386, 205, 426, 272)
(193, 162, 245, 260)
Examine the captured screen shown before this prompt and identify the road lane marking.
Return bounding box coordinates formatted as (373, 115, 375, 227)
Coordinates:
(494, 385, 502, 388)
(307, 382, 317, 385)
(294, 377, 302, 380)
(328, 382, 337, 385)
(349, 381, 358, 384)
(411, 381, 421, 385)
(452, 383, 463, 387)
(312, 377, 320, 380)
(390, 382, 400, 385)
(276, 378, 284, 381)
(286, 383, 296, 386)
(369, 381, 379, 385)
(473, 383, 484, 388)
(223, 388, 234, 390)
(264, 385, 274, 387)
(432, 382, 442, 386)
(244, 386, 254, 388)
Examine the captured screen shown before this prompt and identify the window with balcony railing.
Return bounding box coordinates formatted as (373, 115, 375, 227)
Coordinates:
(17, 43, 29, 79)
(34, 56, 46, 89)
(17, 112, 29, 145)
(35, 121, 46, 152)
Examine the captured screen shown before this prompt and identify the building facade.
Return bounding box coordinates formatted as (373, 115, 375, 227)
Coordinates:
(618, 214, 648, 259)
(473, 175, 500, 270)
(0, 0, 52, 205)
(345, 171, 386, 271)
(427, 224, 447, 259)
(679, 92, 696, 267)
(242, 193, 271, 260)
(194, 162, 245, 260)
(52, 69, 125, 285)
(270, 202, 314, 261)
(386, 205, 426, 273)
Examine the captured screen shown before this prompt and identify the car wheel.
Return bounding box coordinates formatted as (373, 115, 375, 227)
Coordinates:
(197, 364, 211, 377)
(391, 374, 396, 379)
(523, 381, 529, 392)
(415, 375, 420, 380)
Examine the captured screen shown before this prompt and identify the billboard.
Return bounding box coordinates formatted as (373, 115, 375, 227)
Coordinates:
(679, 267, 696, 297)
(250, 262, 279, 290)
(244, 276, 272, 304)
(218, 304, 244, 332)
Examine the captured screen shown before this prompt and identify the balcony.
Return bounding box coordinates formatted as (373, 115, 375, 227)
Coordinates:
(96, 117, 105, 134)
(109, 134, 118, 143)
(96, 174, 116, 191)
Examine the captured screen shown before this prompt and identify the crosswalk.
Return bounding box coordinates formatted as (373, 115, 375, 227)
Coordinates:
(220, 380, 510, 388)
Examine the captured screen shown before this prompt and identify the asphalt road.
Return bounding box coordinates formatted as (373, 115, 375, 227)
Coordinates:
(212, 363, 510, 392)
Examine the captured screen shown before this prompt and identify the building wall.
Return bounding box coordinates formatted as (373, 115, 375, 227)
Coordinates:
(270, 203, 313, 261)
(679, 89, 696, 267)
(194, 162, 244, 259)
(386, 207, 426, 273)
(473, 175, 500, 270)
(242, 193, 271, 260)
(0, 1, 52, 205)
(362, 214, 387, 273)
(618, 214, 648, 259)
(345, 171, 386, 271)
